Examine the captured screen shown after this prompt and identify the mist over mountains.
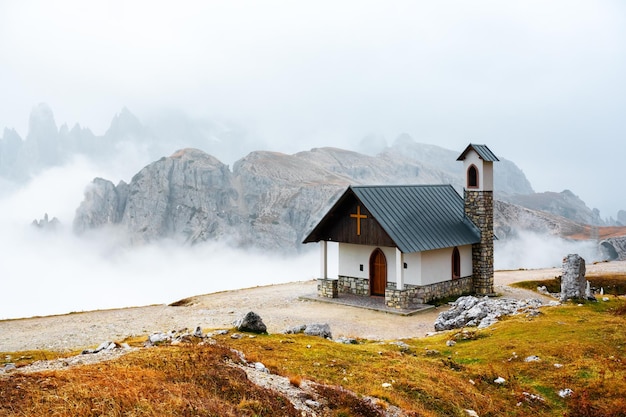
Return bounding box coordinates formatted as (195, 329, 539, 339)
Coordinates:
(1, 104, 625, 320)
(1, 104, 621, 227)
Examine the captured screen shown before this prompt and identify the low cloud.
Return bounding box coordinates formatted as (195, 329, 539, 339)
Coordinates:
(495, 230, 602, 270)
(0, 161, 318, 320)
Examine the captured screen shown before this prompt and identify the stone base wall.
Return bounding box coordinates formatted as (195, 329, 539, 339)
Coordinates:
(338, 275, 370, 296)
(331, 275, 474, 309)
(317, 279, 338, 298)
(385, 276, 474, 309)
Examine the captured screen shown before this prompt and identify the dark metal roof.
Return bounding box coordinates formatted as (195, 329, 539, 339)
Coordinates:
(456, 144, 499, 162)
(349, 184, 480, 252)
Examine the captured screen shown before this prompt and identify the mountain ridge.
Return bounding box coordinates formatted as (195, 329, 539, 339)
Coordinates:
(73, 147, 626, 261)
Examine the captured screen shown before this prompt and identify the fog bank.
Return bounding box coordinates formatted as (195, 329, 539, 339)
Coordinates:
(0, 161, 318, 320)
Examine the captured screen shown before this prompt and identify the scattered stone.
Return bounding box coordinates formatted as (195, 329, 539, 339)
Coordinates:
(446, 340, 457, 347)
(554, 363, 563, 368)
(213, 329, 229, 336)
(193, 326, 204, 338)
(522, 392, 545, 403)
(283, 324, 307, 334)
(335, 336, 358, 344)
(524, 355, 540, 362)
(434, 296, 545, 331)
(305, 399, 321, 408)
(559, 388, 573, 398)
(148, 332, 171, 345)
(231, 333, 243, 339)
(234, 311, 267, 334)
(82, 341, 121, 354)
(494, 377, 506, 384)
(303, 323, 332, 339)
(464, 410, 479, 417)
(390, 341, 411, 351)
(603, 297, 610, 302)
(425, 349, 440, 356)
(537, 285, 550, 295)
(2, 363, 17, 372)
(253, 362, 270, 373)
(381, 382, 392, 388)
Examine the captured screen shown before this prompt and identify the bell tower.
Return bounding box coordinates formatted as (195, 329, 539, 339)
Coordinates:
(457, 144, 499, 295)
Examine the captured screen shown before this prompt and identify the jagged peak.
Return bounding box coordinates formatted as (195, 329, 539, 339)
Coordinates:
(105, 107, 143, 137)
(27, 102, 58, 137)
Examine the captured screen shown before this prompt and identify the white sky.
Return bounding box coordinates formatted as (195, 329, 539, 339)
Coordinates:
(1, 0, 625, 217)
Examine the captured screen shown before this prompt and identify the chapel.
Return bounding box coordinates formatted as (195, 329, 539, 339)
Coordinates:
(302, 144, 498, 309)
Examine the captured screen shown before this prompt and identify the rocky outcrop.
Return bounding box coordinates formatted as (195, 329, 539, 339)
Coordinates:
(500, 189, 606, 226)
(600, 237, 626, 261)
(73, 146, 626, 256)
(75, 149, 239, 244)
(434, 295, 548, 331)
(494, 199, 587, 240)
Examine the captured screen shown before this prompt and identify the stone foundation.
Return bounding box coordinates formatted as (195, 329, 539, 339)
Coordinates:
(317, 278, 338, 298)
(338, 275, 370, 296)
(385, 276, 474, 309)
(322, 275, 474, 308)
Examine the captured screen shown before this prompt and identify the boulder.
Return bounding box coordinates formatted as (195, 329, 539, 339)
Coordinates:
(234, 311, 267, 334)
(560, 254, 590, 301)
(303, 323, 332, 339)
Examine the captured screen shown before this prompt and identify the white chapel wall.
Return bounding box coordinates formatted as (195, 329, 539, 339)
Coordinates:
(401, 251, 422, 286)
(337, 243, 398, 282)
(419, 245, 473, 285)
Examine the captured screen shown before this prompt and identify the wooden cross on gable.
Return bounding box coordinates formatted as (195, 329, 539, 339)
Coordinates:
(350, 205, 367, 235)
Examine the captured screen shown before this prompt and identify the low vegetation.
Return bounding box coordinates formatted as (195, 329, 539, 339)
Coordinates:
(2, 277, 626, 416)
(512, 270, 626, 295)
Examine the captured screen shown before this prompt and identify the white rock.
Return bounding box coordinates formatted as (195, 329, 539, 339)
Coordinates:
(381, 382, 392, 388)
(254, 362, 270, 373)
(524, 355, 540, 362)
(558, 388, 573, 398)
(494, 377, 506, 384)
(464, 409, 480, 417)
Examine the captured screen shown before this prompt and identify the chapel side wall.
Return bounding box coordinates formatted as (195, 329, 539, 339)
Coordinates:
(419, 245, 473, 285)
(402, 252, 422, 286)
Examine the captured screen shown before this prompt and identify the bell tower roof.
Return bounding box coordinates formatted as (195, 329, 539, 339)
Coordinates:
(456, 144, 499, 162)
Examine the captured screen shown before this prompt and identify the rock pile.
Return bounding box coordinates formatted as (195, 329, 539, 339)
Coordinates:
(434, 296, 549, 331)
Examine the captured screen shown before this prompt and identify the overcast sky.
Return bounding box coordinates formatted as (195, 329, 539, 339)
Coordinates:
(1, 0, 625, 217)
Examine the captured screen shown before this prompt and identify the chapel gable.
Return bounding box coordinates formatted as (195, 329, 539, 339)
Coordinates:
(303, 190, 394, 247)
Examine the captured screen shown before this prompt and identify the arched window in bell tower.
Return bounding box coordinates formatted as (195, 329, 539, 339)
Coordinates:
(467, 164, 479, 188)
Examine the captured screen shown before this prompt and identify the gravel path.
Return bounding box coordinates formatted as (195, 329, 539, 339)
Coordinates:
(1, 261, 624, 353)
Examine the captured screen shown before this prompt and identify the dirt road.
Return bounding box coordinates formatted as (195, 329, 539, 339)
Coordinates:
(1, 261, 623, 352)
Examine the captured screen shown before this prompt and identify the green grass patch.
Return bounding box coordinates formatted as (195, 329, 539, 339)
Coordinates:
(512, 272, 626, 296)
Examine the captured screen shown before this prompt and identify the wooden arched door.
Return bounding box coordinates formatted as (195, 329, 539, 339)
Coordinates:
(370, 248, 387, 296)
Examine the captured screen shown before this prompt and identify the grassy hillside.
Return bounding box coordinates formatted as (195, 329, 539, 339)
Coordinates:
(2, 292, 626, 416)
